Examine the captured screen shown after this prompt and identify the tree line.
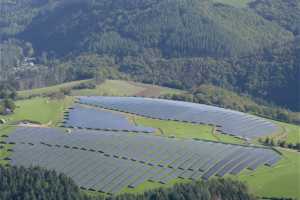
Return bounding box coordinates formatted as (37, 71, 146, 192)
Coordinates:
(0, 166, 257, 200)
(259, 137, 300, 151)
(0, 83, 16, 115)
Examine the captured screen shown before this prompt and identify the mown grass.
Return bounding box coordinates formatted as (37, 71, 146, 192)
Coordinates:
(133, 116, 244, 144)
(230, 149, 300, 199)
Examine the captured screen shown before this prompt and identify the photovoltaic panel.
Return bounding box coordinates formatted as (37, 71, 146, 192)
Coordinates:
(79, 96, 278, 139)
(7, 127, 281, 194)
(65, 105, 155, 133)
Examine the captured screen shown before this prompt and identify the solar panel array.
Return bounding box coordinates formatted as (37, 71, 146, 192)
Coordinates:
(64, 105, 155, 133)
(6, 127, 281, 194)
(79, 96, 278, 139)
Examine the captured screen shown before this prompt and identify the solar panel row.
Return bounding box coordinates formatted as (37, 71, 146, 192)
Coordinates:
(79, 96, 278, 139)
(11, 143, 185, 194)
(64, 105, 155, 133)
(7, 127, 280, 194)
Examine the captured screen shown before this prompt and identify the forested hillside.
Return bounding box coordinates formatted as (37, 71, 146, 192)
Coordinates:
(0, 0, 299, 111)
(250, 0, 300, 35)
(18, 0, 292, 57)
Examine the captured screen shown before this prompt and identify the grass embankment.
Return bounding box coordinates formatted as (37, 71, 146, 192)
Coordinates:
(232, 149, 300, 199)
(133, 116, 244, 144)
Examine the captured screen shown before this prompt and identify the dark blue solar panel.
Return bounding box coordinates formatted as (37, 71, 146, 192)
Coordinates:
(202, 149, 247, 180)
(65, 105, 155, 133)
(79, 96, 278, 139)
(229, 150, 262, 175)
(7, 127, 281, 194)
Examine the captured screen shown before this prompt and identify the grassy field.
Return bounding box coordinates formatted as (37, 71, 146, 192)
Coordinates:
(18, 79, 183, 99)
(71, 80, 182, 97)
(128, 81, 183, 97)
(231, 149, 300, 199)
(18, 80, 91, 98)
(273, 121, 300, 144)
(133, 116, 244, 144)
(0, 97, 74, 126)
(70, 80, 146, 96)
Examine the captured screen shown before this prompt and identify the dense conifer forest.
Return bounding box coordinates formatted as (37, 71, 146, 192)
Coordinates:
(0, 0, 299, 112)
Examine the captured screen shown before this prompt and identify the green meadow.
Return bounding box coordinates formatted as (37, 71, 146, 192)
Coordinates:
(234, 149, 300, 199)
(1, 97, 74, 126)
(133, 116, 244, 144)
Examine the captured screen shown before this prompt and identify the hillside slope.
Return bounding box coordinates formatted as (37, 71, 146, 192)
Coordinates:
(250, 0, 300, 35)
(16, 0, 292, 58)
(0, 0, 298, 111)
